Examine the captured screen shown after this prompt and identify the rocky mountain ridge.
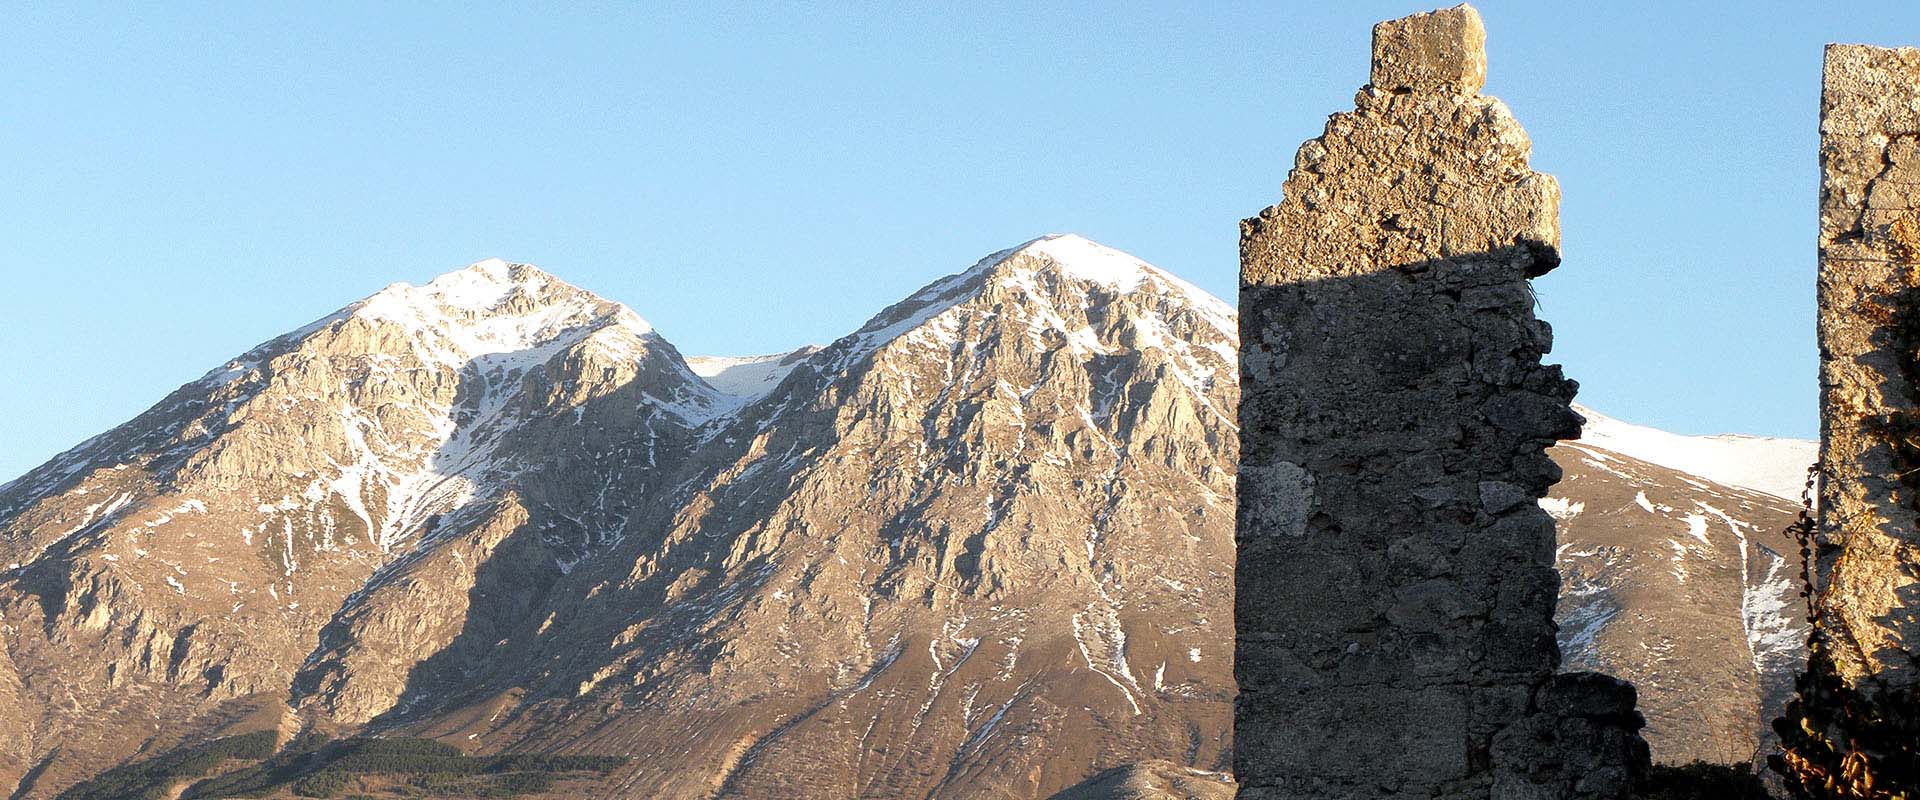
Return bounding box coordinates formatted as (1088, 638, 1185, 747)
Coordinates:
(0, 237, 1809, 798)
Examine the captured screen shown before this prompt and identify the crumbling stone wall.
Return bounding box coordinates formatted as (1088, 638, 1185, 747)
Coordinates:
(1812, 42, 1920, 696)
(1235, 6, 1645, 798)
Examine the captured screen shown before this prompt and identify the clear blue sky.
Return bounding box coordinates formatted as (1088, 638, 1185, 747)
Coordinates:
(3, 2, 1915, 481)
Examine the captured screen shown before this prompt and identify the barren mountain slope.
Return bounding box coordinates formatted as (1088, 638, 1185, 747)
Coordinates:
(0, 239, 1812, 799)
(1549, 438, 1806, 766)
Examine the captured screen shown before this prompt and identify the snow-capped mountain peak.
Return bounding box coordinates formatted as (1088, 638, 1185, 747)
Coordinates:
(367, 259, 567, 311)
(346, 259, 656, 369)
(994, 234, 1236, 322)
(826, 234, 1237, 377)
(420, 258, 548, 309)
(1007, 233, 1158, 291)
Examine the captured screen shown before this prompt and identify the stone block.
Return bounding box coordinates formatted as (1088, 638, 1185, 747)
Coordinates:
(1371, 5, 1487, 94)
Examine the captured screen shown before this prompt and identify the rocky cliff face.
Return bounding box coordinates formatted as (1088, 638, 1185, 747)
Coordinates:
(0, 240, 1809, 799)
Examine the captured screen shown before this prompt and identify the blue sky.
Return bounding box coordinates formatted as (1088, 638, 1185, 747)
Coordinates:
(3, 2, 1915, 481)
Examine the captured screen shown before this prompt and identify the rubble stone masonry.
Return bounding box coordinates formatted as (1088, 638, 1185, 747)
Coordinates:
(1235, 6, 1646, 798)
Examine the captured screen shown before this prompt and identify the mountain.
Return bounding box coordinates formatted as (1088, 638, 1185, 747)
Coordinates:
(0, 237, 1810, 799)
(0, 258, 736, 792)
(1548, 418, 1808, 766)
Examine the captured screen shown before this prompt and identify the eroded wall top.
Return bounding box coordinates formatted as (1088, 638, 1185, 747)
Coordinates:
(1240, 5, 1559, 289)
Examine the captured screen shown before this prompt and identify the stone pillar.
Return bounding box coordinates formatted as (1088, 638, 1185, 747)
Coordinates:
(1813, 42, 1920, 696)
(1235, 6, 1644, 799)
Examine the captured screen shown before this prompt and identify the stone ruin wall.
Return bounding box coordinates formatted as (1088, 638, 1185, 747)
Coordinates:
(1235, 6, 1646, 799)
(1814, 42, 1920, 697)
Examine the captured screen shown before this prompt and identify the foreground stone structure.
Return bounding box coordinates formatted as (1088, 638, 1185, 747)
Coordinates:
(1235, 6, 1645, 798)
(1812, 42, 1920, 698)
(1775, 43, 1920, 797)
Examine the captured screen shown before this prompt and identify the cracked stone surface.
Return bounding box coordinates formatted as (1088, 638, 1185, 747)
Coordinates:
(1815, 42, 1920, 694)
(1235, 6, 1646, 798)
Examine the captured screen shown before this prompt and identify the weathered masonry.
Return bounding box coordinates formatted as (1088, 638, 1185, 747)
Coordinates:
(1775, 43, 1920, 796)
(1812, 42, 1920, 699)
(1235, 6, 1645, 799)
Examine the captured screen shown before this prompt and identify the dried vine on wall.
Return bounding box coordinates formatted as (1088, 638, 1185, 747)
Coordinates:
(1772, 230, 1920, 798)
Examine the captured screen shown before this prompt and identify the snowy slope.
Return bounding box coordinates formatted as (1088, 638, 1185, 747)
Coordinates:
(686, 347, 818, 401)
(1571, 403, 1815, 501)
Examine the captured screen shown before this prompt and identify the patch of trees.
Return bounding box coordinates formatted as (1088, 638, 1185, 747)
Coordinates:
(174, 734, 625, 798)
(53, 730, 278, 800)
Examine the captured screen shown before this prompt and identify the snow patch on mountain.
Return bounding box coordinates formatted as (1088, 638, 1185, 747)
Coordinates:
(1557, 579, 1620, 663)
(688, 347, 819, 400)
(295, 261, 685, 551)
(1573, 403, 1815, 501)
(1539, 496, 1584, 520)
